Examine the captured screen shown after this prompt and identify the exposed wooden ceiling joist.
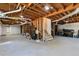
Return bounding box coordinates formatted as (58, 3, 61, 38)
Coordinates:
(37, 4, 79, 20)
(0, 3, 79, 24)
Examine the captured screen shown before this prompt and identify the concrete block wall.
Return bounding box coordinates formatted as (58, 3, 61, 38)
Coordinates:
(58, 22, 79, 35)
(0, 25, 21, 35)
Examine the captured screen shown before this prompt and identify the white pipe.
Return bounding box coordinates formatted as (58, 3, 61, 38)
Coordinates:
(52, 8, 79, 22)
(2, 7, 22, 15)
(2, 16, 25, 20)
(0, 16, 27, 20)
(0, 7, 22, 17)
(0, 6, 25, 17)
(22, 6, 26, 10)
(20, 21, 27, 25)
(0, 16, 31, 25)
(0, 16, 31, 22)
(0, 16, 19, 20)
(0, 6, 25, 18)
(20, 18, 31, 25)
(16, 3, 20, 9)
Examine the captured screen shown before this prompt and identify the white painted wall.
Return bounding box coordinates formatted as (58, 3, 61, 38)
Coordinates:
(1, 25, 20, 35)
(58, 22, 79, 35)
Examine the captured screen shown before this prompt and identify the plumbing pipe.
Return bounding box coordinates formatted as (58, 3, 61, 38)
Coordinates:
(0, 16, 27, 20)
(0, 16, 21, 20)
(52, 8, 79, 22)
(0, 16, 31, 23)
(0, 6, 25, 17)
(20, 21, 27, 25)
(0, 5, 26, 18)
(0, 16, 31, 25)
(16, 3, 20, 9)
(20, 18, 31, 25)
(2, 7, 22, 15)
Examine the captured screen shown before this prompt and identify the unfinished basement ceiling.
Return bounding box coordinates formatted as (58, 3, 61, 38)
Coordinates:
(0, 3, 79, 25)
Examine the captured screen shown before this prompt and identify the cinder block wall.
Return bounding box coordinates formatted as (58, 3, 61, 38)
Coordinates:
(58, 22, 79, 35)
(0, 25, 20, 35)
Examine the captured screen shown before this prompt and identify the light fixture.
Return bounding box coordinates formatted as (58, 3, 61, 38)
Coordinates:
(65, 20, 69, 23)
(20, 15, 23, 18)
(50, 7, 53, 9)
(0, 11, 5, 17)
(44, 5, 50, 11)
(16, 21, 19, 23)
(44, 4, 54, 11)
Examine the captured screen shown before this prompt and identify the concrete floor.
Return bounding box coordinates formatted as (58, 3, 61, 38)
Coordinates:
(0, 35, 79, 56)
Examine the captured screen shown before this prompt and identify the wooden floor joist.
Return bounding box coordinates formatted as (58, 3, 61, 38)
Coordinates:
(0, 3, 79, 24)
(36, 4, 79, 20)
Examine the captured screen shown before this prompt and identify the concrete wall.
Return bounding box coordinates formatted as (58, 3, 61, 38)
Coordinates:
(0, 25, 2, 35)
(0, 25, 20, 35)
(58, 22, 79, 35)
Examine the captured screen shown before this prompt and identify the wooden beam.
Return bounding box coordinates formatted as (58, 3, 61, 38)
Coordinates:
(51, 16, 58, 20)
(36, 4, 79, 20)
(59, 3, 65, 9)
(47, 4, 57, 14)
(68, 16, 79, 19)
(21, 3, 32, 8)
(62, 3, 73, 8)
(22, 4, 43, 17)
(34, 4, 50, 14)
(45, 4, 74, 17)
(26, 9, 42, 17)
(0, 20, 2, 24)
(66, 11, 71, 14)
(28, 6, 46, 15)
(55, 15, 60, 19)
(34, 4, 42, 9)
(28, 4, 47, 17)
(58, 14, 64, 17)
(27, 3, 32, 7)
(63, 16, 79, 23)
(63, 12, 67, 15)
(49, 17, 56, 20)
(24, 11, 38, 19)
